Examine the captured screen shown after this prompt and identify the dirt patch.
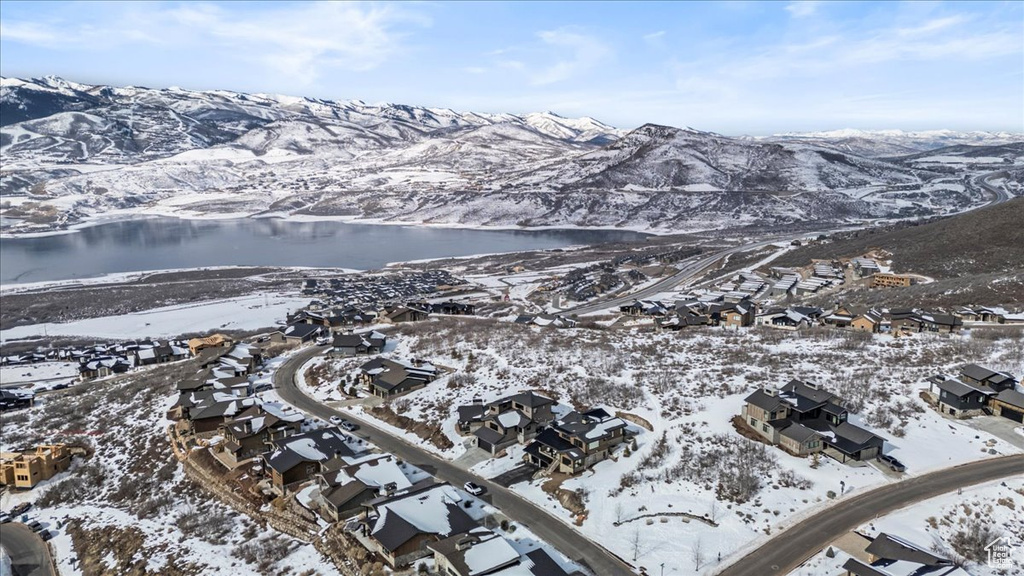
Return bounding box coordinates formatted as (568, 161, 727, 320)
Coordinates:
(66, 520, 204, 576)
(617, 411, 653, 431)
(541, 474, 589, 525)
(368, 403, 454, 451)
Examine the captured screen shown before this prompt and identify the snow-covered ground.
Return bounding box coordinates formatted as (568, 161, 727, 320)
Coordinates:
(0, 294, 306, 341)
(0, 362, 79, 386)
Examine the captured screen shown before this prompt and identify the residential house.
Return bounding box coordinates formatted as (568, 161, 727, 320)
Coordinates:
(133, 342, 189, 366)
(0, 389, 34, 411)
(264, 428, 364, 495)
(822, 305, 867, 328)
(357, 480, 478, 568)
(459, 392, 556, 454)
(959, 364, 1017, 392)
(315, 454, 415, 522)
(332, 331, 387, 357)
(989, 388, 1024, 423)
(740, 380, 885, 462)
(382, 305, 430, 323)
(851, 310, 885, 333)
(0, 444, 72, 489)
(755, 308, 813, 330)
(359, 358, 439, 398)
(271, 323, 324, 344)
(928, 375, 994, 418)
(182, 391, 259, 434)
(187, 333, 233, 356)
(78, 356, 131, 381)
(842, 532, 968, 576)
(217, 405, 303, 466)
(428, 528, 571, 576)
(524, 408, 629, 475)
(720, 299, 756, 328)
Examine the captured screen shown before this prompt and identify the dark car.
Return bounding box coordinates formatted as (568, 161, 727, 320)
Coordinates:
(39, 530, 54, 541)
(25, 520, 45, 533)
(878, 454, 906, 472)
(10, 503, 31, 517)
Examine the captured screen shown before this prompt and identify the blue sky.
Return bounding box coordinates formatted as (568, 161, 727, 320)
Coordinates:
(1, 1, 1021, 134)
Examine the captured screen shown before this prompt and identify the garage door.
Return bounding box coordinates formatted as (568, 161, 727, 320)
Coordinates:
(1000, 406, 1024, 423)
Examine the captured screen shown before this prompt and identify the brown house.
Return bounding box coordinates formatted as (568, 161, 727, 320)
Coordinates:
(264, 428, 363, 495)
(217, 406, 303, 466)
(358, 358, 439, 398)
(358, 481, 478, 568)
(457, 392, 555, 454)
(524, 408, 628, 474)
(0, 444, 72, 489)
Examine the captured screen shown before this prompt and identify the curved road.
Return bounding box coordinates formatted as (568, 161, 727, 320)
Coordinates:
(0, 523, 54, 576)
(274, 346, 634, 576)
(717, 454, 1024, 576)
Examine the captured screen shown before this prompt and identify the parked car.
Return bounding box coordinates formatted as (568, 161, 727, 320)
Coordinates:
(10, 503, 31, 516)
(329, 416, 343, 425)
(463, 482, 485, 496)
(340, 421, 359, 432)
(25, 520, 45, 533)
(878, 454, 906, 472)
(0, 513, 11, 524)
(39, 530, 54, 541)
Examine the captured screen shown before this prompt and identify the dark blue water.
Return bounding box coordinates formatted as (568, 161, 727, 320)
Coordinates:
(0, 217, 648, 284)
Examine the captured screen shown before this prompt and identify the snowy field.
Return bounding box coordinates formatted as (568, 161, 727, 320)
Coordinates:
(0, 361, 79, 386)
(0, 294, 306, 341)
(317, 318, 1023, 574)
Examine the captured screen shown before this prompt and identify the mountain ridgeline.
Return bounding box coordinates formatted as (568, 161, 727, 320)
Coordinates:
(1, 76, 1021, 234)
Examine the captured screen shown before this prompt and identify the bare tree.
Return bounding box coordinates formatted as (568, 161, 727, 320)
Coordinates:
(630, 527, 643, 561)
(615, 502, 625, 524)
(708, 499, 719, 524)
(691, 537, 706, 571)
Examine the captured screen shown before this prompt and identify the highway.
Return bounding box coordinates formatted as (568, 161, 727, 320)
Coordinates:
(0, 523, 54, 576)
(717, 454, 1024, 576)
(274, 346, 635, 576)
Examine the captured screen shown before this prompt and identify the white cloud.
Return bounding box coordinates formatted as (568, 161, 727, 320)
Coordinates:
(0, 2, 431, 86)
(530, 28, 610, 85)
(785, 1, 820, 18)
(643, 30, 667, 47)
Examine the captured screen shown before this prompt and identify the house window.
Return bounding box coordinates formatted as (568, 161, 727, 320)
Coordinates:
(750, 418, 758, 427)
(16, 475, 28, 481)
(762, 423, 769, 433)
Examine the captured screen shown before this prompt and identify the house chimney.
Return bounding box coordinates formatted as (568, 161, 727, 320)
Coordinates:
(455, 536, 476, 552)
(805, 381, 819, 390)
(764, 387, 777, 397)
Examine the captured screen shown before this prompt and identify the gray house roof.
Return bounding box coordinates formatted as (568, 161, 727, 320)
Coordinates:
(864, 533, 951, 566)
(995, 387, 1024, 409)
(937, 377, 995, 398)
(744, 389, 789, 413)
(779, 422, 821, 444)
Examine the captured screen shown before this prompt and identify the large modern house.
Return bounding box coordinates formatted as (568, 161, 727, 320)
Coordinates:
(457, 391, 556, 454)
(524, 408, 629, 475)
(741, 379, 885, 462)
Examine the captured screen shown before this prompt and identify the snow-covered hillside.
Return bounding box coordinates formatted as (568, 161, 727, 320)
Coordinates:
(1, 76, 1020, 235)
(765, 128, 1023, 158)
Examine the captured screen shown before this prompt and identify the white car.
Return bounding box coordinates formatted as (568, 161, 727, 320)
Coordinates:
(329, 416, 343, 425)
(340, 421, 358, 432)
(463, 482, 485, 496)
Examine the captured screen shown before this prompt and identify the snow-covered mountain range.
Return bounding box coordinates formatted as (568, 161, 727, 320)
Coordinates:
(1, 76, 1020, 234)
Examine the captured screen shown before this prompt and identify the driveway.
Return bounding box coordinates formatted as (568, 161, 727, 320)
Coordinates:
(963, 415, 1024, 449)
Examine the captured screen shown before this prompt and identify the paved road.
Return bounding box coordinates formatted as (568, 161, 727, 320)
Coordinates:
(0, 523, 54, 576)
(717, 454, 1024, 576)
(274, 346, 634, 576)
